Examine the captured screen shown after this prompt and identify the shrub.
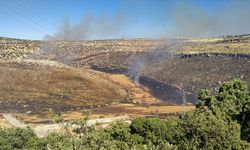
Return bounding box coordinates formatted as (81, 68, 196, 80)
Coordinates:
(0, 127, 37, 150)
(176, 111, 248, 150)
(130, 117, 170, 145)
(196, 79, 250, 142)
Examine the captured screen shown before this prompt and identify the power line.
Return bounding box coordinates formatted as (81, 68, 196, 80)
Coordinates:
(12, 0, 58, 30)
(0, 8, 46, 35)
(0, 1, 54, 34)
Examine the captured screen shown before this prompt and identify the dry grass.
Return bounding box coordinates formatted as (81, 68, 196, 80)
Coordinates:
(11, 73, 195, 124)
(0, 118, 12, 128)
(107, 74, 159, 104)
(91, 103, 195, 116)
(15, 103, 195, 124)
(0, 61, 127, 113)
(179, 36, 250, 54)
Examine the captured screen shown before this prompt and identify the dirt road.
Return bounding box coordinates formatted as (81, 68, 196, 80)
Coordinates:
(3, 113, 129, 137)
(34, 115, 129, 137)
(2, 113, 28, 128)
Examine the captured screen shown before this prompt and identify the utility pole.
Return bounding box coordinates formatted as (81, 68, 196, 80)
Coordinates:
(181, 89, 187, 113)
(176, 83, 187, 113)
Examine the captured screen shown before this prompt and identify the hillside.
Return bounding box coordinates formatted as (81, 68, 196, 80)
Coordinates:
(0, 37, 41, 61)
(1, 35, 250, 113)
(0, 60, 127, 114)
(142, 57, 250, 103)
(180, 34, 250, 54)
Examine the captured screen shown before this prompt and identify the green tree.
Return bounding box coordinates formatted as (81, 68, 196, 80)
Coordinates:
(0, 128, 37, 150)
(130, 117, 171, 145)
(176, 111, 249, 150)
(238, 98, 250, 142)
(43, 132, 73, 150)
(196, 79, 250, 142)
(108, 122, 131, 143)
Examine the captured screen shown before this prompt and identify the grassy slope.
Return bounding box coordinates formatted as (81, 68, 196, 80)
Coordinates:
(0, 61, 127, 113)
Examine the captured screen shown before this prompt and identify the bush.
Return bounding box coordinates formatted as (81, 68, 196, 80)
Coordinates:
(43, 132, 73, 150)
(197, 79, 250, 142)
(79, 128, 124, 150)
(0, 127, 37, 150)
(130, 117, 171, 145)
(108, 122, 131, 142)
(176, 111, 247, 150)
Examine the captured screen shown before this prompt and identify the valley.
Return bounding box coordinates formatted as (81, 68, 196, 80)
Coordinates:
(0, 35, 250, 125)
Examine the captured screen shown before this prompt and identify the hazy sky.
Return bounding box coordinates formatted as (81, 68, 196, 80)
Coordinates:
(0, 0, 249, 40)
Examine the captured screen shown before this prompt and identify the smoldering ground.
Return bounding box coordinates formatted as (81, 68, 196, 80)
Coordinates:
(127, 39, 187, 83)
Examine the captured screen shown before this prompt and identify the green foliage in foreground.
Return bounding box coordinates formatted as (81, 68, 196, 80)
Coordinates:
(0, 79, 250, 150)
(197, 79, 250, 142)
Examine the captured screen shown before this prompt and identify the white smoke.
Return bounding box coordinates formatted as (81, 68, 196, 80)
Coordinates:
(128, 39, 186, 84)
(168, 0, 250, 37)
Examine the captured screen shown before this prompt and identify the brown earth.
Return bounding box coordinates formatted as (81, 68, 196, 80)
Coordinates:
(0, 60, 127, 114)
(1, 35, 250, 123)
(107, 74, 159, 104)
(144, 57, 250, 103)
(11, 73, 195, 124)
(15, 104, 195, 124)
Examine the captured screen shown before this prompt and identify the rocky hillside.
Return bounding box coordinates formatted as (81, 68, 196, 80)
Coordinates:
(0, 37, 41, 61)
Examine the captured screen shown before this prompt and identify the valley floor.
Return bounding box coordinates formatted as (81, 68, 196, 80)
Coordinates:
(1, 73, 194, 126)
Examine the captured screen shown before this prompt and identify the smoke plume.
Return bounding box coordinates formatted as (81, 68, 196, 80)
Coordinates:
(45, 0, 250, 40)
(37, 0, 250, 65)
(169, 0, 250, 37)
(128, 39, 186, 84)
(46, 12, 125, 41)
